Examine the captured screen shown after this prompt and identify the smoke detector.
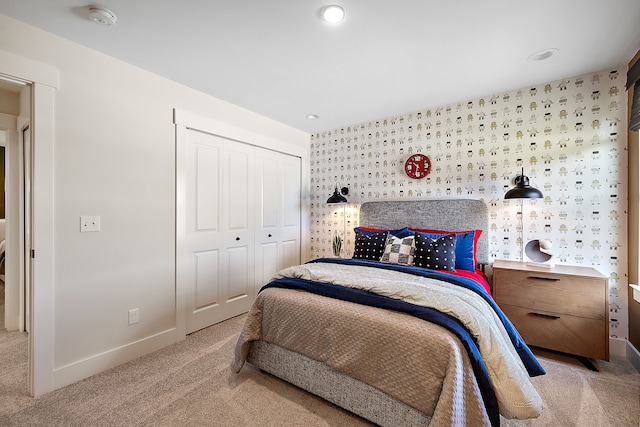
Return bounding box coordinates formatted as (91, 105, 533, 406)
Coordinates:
(89, 6, 117, 26)
(527, 48, 558, 62)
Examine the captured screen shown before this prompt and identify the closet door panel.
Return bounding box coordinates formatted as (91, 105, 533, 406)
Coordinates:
(281, 239, 300, 270)
(282, 159, 301, 229)
(227, 245, 250, 301)
(259, 159, 279, 229)
(225, 148, 252, 232)
(280, 157, 302, 285)
(194, 250, 220, 309)
(256, 242, 278, 285)
(180, 129, 254, 334)
(195, 145, 220, 231)
(255, 151, 279, 285)
(254, 148, 301, 288)
(279, 153, 302, 263)
(221, 142, 254, 315)
(180, 129, 227, 333)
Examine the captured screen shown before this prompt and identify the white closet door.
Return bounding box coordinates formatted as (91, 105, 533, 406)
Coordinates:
(221, 139, 255, 316)
(178, 128, 254, 334)
(254, 148, 301, 288)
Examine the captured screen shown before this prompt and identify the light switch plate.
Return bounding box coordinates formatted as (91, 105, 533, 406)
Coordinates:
(128, 308, 139, 325)
(80, 216, 100, 232)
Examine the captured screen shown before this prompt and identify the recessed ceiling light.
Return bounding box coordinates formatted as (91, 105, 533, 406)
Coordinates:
(321, 5, 345, 24)
(89, 6, 117, 26)
(527, 48, 558, 62)
(306, 114, 320, 120)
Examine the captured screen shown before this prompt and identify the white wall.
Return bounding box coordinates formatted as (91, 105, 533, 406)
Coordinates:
(0, 13, 310, 392)
(0, 88, 18, 115)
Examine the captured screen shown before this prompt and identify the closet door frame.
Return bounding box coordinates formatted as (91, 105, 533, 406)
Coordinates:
(174, 109, 310, 338)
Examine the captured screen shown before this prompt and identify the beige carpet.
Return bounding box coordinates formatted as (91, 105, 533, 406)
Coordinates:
(0, 307, 638, 426)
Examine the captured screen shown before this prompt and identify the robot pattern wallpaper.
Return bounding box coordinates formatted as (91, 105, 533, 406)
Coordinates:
(309, 66, 629, 339)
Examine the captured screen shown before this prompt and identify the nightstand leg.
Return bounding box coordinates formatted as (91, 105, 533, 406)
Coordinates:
(579, 357, 599, 372)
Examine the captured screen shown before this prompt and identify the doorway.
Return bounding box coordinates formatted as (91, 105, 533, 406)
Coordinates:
(0, 50, 57, 397)
(0, 81, 30, 333)
(0, 79, 31, 397)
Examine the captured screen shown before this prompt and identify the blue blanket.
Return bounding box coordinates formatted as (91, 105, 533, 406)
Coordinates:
(261, 258, 545, 427)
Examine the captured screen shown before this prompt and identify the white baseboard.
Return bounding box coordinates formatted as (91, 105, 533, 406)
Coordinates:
(625, 339, 640, 372)
(52, 328, 182, 391)
(610, 337, 628, 358)
(42, 333, 640, 393)
(610, 337, 640, 372)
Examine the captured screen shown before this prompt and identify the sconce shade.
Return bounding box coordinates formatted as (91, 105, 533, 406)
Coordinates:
(504, 170, 543, 199)
(327, 185, 348, 204)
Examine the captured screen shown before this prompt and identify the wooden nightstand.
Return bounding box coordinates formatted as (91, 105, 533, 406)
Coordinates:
(493, 260, 609, 362)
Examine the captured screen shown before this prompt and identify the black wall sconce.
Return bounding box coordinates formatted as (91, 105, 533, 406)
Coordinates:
(504, 168, 543, 200)
(504, 168, 544, 261)
(327, 184, 349, 204)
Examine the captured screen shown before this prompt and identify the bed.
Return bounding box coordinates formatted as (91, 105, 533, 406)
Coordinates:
(234, 199, 544, 426)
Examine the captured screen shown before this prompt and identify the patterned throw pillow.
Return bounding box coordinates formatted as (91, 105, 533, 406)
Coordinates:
(380, 234, 416, 265)
(353, 230, 388, 260)
(414, 232, 457, 271)
(410, 228, 480, 271)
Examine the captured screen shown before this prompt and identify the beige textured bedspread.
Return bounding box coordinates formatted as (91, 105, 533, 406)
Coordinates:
(275, 262, 543, 419)
(236, 287, 491, 427)
(235, 262, 543, 425)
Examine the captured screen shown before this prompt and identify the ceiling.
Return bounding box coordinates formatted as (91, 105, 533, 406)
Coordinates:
(0, 1, 639, 134)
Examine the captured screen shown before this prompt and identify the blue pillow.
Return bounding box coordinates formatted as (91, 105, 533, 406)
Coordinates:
(413, 230, 477, 271)
(354, 226, 413, 238)
(414, 233, 457, 271)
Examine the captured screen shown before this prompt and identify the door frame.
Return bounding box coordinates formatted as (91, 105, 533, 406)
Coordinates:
(21, 124, 32, 334)
(0, 50, 57, 397)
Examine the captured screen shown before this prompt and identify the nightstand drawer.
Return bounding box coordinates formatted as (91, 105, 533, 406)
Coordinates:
(494, 269, 605, 319)
(501, 304, 607, 360)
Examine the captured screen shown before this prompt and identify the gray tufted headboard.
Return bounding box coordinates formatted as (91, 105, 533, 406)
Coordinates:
(359, 199, 489, 265)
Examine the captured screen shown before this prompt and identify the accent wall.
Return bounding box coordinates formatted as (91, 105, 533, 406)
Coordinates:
(310, 67, 629, 341)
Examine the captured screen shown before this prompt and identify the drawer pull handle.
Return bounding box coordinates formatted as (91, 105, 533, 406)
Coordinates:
(529, 312, 561, 319)
(527, 276, 560, 281)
